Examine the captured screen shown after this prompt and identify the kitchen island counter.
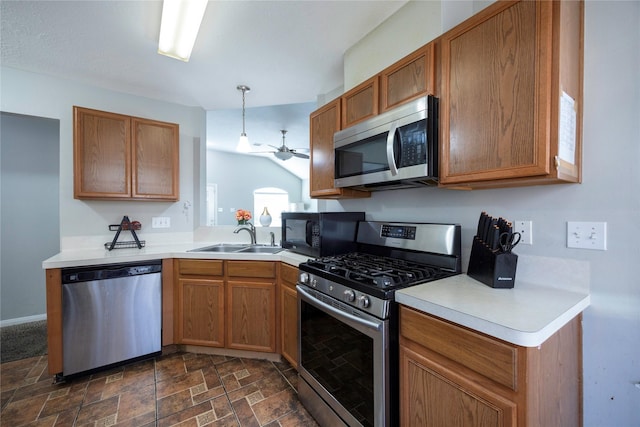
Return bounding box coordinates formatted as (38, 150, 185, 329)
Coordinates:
(396, 269, 590, 347)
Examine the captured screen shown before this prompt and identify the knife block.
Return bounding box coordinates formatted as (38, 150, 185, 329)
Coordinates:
(467, 237, 518, 289)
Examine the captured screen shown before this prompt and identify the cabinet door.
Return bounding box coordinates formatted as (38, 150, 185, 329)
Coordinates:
(309, 100, 370, 199)
(227, 279, 277, 352)
(400, 344, 516, 427)
(439, 1, 582, 187)
(178, 278, 225, 347)
(341, 76, 379, 128)
(73, 107, 131, 199)
(132, 118, 179, 200)
(380, 43, 435, 112)
(280, 263, 299, 368)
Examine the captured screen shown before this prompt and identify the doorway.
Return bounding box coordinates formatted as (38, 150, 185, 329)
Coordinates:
(0, 112, 60, 324)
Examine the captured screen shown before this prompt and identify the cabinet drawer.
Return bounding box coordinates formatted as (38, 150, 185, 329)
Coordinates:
(281, 263, 299, 287)
(178, 259, 223, 276)
(227, 261, 276, 278)
(400, 306, 517, 390)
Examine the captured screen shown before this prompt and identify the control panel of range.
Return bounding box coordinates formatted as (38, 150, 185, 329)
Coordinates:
(380, 224, 417, 240)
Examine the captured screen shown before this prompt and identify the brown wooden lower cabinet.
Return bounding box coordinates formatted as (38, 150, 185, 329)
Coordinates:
(399, 305, 582, 427)
(280, 263, 299, 368)
(178, 278, 225, 347)
(227, 279, 276, 352)
(175, 259, 278, 354)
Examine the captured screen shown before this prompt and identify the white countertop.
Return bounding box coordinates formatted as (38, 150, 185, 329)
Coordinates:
(396, 273, 590, 347)
(44, 246, 590, 348)
(42, 243, 311, 269)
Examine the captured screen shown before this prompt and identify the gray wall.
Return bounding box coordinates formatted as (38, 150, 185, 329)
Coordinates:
(324, 2, 640, 426)
(0, 67, 206, 248)
(1, 112, 60, 321)
(206, 150, 303, 225)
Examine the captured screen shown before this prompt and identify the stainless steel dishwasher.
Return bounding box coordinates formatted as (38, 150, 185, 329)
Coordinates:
(61, 260, 162, 376)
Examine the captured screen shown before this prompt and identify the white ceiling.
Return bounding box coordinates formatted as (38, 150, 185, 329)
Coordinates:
(1, 0, 408, 179)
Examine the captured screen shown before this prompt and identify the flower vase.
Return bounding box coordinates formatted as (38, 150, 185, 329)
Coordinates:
(259, 207, 272, 227)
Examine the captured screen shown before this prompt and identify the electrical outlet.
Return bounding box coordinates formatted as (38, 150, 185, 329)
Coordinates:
(151, 216, 171, 228)
(567, 221, 607, 250)
(514, 220, 533, 245)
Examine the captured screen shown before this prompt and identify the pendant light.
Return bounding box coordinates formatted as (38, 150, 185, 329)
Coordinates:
(236, 85, 252, 153)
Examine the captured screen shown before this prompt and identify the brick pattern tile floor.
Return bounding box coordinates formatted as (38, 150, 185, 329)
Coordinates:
(0, 349, 318, 427)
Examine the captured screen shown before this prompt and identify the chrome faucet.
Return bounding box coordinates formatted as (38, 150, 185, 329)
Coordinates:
(269, 232, 275, 247)
(234, 222, 256, 245)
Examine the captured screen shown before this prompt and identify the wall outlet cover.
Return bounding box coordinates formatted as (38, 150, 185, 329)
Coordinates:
(514, 220, 533, 245)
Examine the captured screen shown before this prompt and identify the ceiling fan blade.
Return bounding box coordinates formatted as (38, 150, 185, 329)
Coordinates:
(292, 151, 310, 159)
(290, 147, 310, 152)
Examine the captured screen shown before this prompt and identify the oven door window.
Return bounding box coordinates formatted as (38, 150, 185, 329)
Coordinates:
(300, 299, 376, 427)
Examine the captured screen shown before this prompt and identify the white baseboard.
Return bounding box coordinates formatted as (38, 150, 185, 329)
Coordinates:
(0, 313, 47, 328)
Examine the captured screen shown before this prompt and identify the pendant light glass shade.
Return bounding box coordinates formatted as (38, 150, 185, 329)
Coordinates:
(237, 85, 251, 152)
(237, 134, 251, 152)
(158, 0, 208, 62)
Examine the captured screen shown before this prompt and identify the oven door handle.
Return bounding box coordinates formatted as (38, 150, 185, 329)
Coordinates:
(297, 285, 382, 332)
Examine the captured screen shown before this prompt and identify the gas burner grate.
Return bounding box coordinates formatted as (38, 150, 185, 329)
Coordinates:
(309, 252, 449, 290)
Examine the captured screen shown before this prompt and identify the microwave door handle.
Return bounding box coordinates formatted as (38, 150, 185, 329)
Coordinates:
(386, 121, 399, 176)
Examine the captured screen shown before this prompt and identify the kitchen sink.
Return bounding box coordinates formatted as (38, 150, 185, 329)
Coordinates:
(188, 243, 248, 252)
(188, 243, 282, 254)
(236, 246, 283, 254)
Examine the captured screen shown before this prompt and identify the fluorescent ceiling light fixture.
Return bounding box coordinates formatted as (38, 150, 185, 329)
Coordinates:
(158, 0, 208, 62)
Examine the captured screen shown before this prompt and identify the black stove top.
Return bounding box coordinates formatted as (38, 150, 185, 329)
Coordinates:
(300, 252, 458, 299)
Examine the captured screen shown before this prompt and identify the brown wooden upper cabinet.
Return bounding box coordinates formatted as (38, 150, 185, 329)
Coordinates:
(380, 43, 436, 112)
(341, 76, 379, 129)
(73, 106, 179, 200)
(309, 99, 370, 199)
(438, 0, 583, 189)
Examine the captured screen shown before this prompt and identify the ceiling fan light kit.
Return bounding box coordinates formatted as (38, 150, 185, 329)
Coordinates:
(274, 150, 294, 161)
(158, 0, 208, 62)
(256, 129, 310, 161)
(236, 85, 252, 153)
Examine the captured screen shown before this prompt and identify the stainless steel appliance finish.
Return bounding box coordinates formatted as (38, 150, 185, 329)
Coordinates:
(281, 211, 365, 258)
(61, 260, 162, 377)
(334, 95, 439, 191)
(297, 221, 461, 427)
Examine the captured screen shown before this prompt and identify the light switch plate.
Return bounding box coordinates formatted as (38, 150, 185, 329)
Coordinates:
(152, 216, 171, 228)
(567, 221, 607, 250)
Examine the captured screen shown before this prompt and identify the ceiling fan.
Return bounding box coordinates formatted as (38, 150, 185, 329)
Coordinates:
(255, 130, 310, 161)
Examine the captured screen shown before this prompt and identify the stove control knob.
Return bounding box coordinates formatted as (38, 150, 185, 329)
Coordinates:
(311, 279, 318, 288)
(344, 290, 356, 302)
(358, 295, 371, 308)
(299, 273, 309, 284)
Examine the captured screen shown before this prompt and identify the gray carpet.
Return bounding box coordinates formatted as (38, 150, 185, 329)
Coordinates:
(0, 320, 48, 363)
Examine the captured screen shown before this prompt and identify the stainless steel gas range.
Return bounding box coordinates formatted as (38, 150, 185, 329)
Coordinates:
(296, 221, 462, 427)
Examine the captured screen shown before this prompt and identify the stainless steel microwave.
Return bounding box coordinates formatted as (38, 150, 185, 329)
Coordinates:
(334, 95, 438, 191)
(281, 211, 364, 258)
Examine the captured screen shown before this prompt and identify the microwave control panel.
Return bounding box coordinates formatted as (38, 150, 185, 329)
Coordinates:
(311, 222, 321, 247)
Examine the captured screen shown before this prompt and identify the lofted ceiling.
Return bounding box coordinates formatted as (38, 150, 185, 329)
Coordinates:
(1, 0, 408, 179)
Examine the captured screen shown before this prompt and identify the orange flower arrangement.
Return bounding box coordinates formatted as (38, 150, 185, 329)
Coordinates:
(235, 209, 252, 225)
